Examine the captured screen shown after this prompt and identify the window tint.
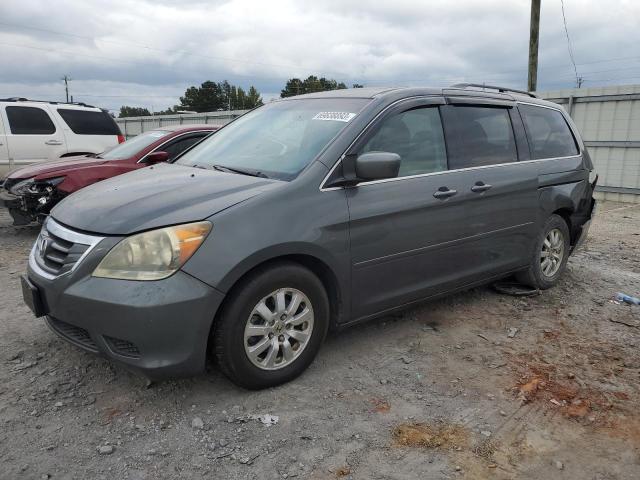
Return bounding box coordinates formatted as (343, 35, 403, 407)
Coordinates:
(57, 109, 120, 135)
(519, 105, 578, 159)
(360, 107, 447, 177)
(6, 106, 56, 134)
(442, 106, 517, 169)
(162, 134, 207, 160)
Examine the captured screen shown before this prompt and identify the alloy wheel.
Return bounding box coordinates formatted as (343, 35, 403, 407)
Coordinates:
(243, 288, 314, 370)
(540, 228, 565, 277)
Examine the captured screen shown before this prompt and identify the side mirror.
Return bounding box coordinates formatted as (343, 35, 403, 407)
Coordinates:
(355, 151, 401, 181)
(144, 151, 169, 164)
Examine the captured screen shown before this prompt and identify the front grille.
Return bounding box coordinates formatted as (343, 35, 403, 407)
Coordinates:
(47, 317, 98, 351)
(32, 218, 102, 277)
(35, 229, 89, 276)
(104, 336, 141, 358)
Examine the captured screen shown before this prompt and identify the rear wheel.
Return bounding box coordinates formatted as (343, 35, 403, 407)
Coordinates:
(516, 214, 570, 289)
(213, 262, 329, 389)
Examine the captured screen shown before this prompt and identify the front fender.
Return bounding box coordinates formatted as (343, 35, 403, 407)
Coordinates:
(214, 242, 345, 293)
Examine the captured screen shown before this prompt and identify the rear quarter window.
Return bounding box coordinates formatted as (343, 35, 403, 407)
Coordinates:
(6, 106, 56, 134)
(519, 105, 579, 159)
(57, 109, 121, 135)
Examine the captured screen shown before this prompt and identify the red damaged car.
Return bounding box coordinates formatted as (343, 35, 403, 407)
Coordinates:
(0, 125, 218, 225)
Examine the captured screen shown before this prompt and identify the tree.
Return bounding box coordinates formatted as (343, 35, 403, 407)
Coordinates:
(280, 75, 348, 98)
(245, 86, 263, 109)
(155, 106, 183, 115)
(118, 106, 151, 118)
(179, 81, 263, 112)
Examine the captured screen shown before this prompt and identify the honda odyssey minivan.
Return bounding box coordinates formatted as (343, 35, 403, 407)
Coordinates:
(22, 85, 596, 389)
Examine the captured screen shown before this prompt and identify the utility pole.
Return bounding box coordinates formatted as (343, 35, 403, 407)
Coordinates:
(62, 75, 71, 102)
(527, 0, 541, 92)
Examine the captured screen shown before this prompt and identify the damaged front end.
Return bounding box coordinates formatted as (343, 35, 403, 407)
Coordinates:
(0, 176, 66, 225)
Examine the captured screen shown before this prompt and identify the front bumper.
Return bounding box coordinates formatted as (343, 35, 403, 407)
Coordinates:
(27, 253, 225, 380)
(0, 189, 36, 225)
(0, 188, 21, 209)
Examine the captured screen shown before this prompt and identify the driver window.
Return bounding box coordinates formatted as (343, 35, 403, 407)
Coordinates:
(162, 135, 206, 160)
(360, 107, 447, 177)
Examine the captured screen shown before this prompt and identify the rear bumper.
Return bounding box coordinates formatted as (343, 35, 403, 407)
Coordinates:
(28, 267, 225, 380)
(573, 198, 596, 251)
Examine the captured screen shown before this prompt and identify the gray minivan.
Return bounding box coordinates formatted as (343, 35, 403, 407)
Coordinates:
(22, 85, 596, 389)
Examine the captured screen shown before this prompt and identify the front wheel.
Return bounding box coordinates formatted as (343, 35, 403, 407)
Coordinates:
(516, 214, 571, 289)
(213, 262, 329, 389)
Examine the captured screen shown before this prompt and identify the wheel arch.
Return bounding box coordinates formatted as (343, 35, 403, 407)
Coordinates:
(551, 207, 575, 244)
(539, 181, 591, 246)
(60, 152, 93, 158)
(211, 250, 346, 338)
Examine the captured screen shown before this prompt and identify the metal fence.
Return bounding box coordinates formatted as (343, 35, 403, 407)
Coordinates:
(539, 85, 640, 203)
(115, 110, 248, 138)
(116, 85, 640, 203)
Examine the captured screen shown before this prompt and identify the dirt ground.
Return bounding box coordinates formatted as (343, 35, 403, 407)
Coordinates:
(1, 202, 639, 480)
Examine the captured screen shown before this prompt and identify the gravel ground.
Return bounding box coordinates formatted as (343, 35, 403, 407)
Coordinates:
(1, 202, 639, 480)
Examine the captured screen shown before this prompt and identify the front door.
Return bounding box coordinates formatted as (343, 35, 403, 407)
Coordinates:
(346, 99, 477, 319)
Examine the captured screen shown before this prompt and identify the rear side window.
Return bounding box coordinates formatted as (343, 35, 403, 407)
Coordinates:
(360, 107, 447, 177)
(441, 106, 517, 169)
(57, 109, 121, 135)
(6, 106, 56, 134)
(519, 105, 579, 159)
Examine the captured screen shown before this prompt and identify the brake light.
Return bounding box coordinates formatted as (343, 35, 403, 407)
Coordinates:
(117, 134, 125, 144)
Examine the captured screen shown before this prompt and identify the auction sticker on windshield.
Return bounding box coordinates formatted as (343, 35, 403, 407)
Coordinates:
(312, 112, 357, 122)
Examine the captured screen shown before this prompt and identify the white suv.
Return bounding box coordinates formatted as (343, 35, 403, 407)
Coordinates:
(0, 98, 124, 175)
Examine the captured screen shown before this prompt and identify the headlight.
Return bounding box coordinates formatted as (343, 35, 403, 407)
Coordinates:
(92, 221, 212, 280)
(9, 177, 65, 195)
(9, 177, 35, 195)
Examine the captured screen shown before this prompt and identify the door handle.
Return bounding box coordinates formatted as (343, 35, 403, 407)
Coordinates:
(45, 140, 63, 146)
(433, 187, 458, 199)
(471, 182, 492, 193)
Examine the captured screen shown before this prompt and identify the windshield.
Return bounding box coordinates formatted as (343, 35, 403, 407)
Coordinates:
(99, 130, 171, 160)
(176, 98, 368, 180)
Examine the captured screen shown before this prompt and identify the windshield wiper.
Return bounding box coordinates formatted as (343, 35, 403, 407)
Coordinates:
(212, 164, 269, 179)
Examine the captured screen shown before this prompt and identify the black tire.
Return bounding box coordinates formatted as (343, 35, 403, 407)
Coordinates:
(516, 214, 571, 290)
(213, 261, 329, 389)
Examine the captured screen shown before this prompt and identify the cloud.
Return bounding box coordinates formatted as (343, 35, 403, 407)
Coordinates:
(0, 0, 638, 113)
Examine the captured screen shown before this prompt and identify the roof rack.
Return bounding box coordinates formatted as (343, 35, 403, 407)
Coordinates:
(0, 97, 97, 108)
(449, 83, 538, 98)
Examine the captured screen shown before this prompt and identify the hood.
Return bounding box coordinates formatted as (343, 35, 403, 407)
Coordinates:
(51, 163, 282, 235)
(6, 156, 106, 180)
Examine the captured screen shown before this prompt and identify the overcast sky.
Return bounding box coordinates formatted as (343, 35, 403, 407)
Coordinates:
(0, 0, 638, 114)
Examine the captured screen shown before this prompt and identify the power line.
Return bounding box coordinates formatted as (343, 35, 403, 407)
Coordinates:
(3, 19, 640, 87)
(559, 0, 582, 87)
(0, 21, 351, 78)
(0, 41, 292, 82)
